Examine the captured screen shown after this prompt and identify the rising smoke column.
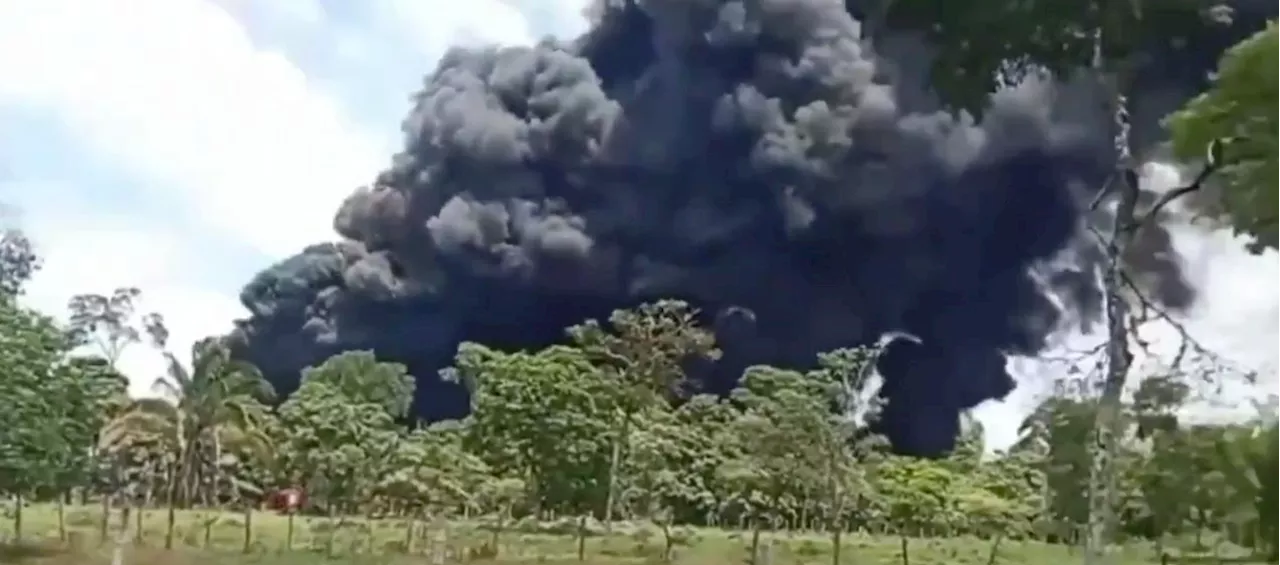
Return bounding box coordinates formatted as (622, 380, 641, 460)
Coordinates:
(229, 0, 1271, 456)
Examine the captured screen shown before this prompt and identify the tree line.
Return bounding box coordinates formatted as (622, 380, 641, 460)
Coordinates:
(1, 259, 1276, 560)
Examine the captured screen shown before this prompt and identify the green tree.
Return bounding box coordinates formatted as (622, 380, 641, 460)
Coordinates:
(1138, 424, 1222, 553)
(379, 421, 489, 522)
(872, 455, 959, 536)
(0, 299, 94, 540)
(1213, 421, 1279, 560)
(1130, 375, 1191, 439)
(1177, 424, 1234, 547)
(1141, 425, 1198, 548)
(720, 365, 841, 560)
(882, 2, 1234, 559)
(804, 348, 888, 564)
(377, 420, 493, 555)
(54, 356, 129, 541)
(1132, 376, 1196, 555)
(66, 287, 155, 368)
(285, 350, 414, 418)
(65, 286, 169, 546)
(456, 343, 613, 516)
(567, 300, 720, 526)
(103, 337, 274, 547)
(0, 229, 102, 541)
(1167, 22, 1278, 253)
(668, 395, 739, 527)
(276, 351, 411, 516)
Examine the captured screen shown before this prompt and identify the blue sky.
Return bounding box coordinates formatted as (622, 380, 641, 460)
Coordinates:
(0, 0, 1274, 451)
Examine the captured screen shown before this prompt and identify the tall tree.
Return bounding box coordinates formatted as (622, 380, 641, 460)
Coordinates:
(720, 365, 832, 557)
(276, 351, 411, 514)
(66, 289, 166, 549)
(881, 2, 1233, 561)
(102, 337, 274, 546)
(0, 297, 89, 539)
(807, 348, 887, 565)
(568, 300, 720, 526)
(0, 231, 102, 540)
(66, 288, 168, 372)
(456, 343, 614, 516)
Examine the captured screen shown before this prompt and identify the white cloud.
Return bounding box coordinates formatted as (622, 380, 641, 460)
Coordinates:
(0, 0, 569, 396)
(377, 0, 538, 58)
(0, 0, 387, 258)
(502, 0, 591, 38)
(15, 204, 242, 397)
(0, 0, 392, 393)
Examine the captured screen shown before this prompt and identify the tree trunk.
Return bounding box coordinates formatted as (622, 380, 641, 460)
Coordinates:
(325, 504, 339, 558)
(202, 513, 213, 548)
(491, 505, 509, 557)
(100, 489, 112, 545)
(431, 513, 450, 565)
(136, 464, 154, 545)
(242, 506, 253, 553)
(134, 503, 143, 544)
(56, 495, 67, 542)
(985, 535, 1005, 565)
(211, 436, 223, 510)
(164, 462, 178, 550)
(109, 527, 128, 565)
(404, 514, 415, 554)
(13, 494, 23, 543)
(830, 518, 843, 565)
(749, 521, 763, 565)
(180, 439, 198, 509)
(118, 500, 130, 534)
(1084, 35, 1139, 565)
(111, 484, 134, 565)
(603, 415, 630, 529)
(285, 508, 296, 551)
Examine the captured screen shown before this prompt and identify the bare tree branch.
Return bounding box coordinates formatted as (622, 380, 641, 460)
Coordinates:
(1060, 217, 1258, 412)
(1135, 161, 1220, 228)
(1117, 268, 1258, 385)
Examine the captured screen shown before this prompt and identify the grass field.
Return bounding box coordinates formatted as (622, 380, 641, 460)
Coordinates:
(0, 504, 1268, 564)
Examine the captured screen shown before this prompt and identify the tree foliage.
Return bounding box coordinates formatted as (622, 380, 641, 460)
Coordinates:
(882, 0, 1220, 117)
(0, 298, 96, 497)
(1, 239, 1273, 562)
(1167, 21, 1278, 253)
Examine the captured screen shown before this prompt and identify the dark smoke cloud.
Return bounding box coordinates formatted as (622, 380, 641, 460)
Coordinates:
(228, 0, 1273, 456)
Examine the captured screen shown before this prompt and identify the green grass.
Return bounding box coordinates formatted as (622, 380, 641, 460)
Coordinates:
(0, 504, 1267, 565)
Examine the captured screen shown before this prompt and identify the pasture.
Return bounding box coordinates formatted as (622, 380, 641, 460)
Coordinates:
(0, 503, 1267, 565)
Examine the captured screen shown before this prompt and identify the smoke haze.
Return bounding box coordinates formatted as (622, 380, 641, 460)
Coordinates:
(227, 0, 1274, 456)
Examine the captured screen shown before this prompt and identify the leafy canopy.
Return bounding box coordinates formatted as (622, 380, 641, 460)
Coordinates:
(1167, 22, 1278, 253)
(883, 0, 1224, 117)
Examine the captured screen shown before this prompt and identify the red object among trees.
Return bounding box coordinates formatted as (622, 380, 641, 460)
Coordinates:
(265, 487, 306, 514)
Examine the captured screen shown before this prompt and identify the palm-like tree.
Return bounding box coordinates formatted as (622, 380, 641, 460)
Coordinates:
(101, 337, 275, 512)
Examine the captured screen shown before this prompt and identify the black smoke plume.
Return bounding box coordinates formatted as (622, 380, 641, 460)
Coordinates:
(228, 0, 1273, 456)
